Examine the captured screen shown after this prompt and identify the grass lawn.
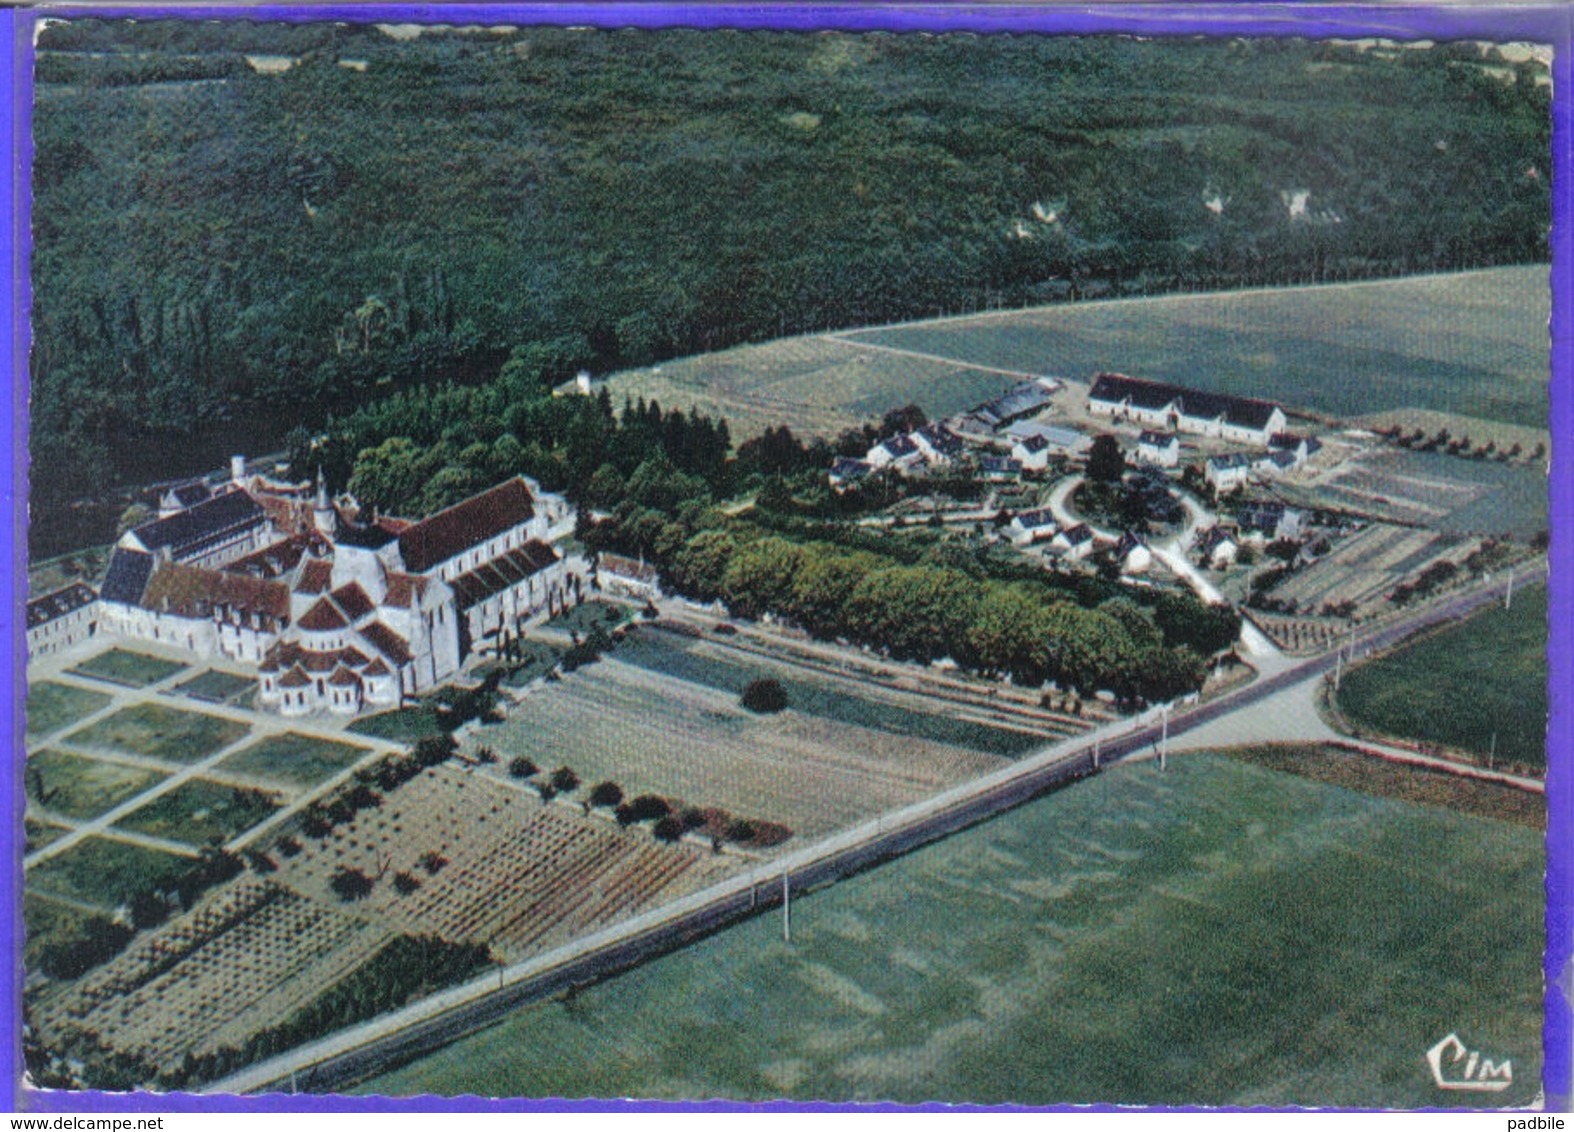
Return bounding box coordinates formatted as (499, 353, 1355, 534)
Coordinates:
(27, 835, 191, 909)
(500, 642, 562, 689)
(25, 680, 112, 740)
(357, 754, 1543, 1108)
(24, 817, 71, 853)
(172, 669, 257, 704)
(1337, 586, 1547, 770)
(68, 647, 188, 688)
(218, 732, 371, 787)
(24, 748, 170, 822)
(64, 703, 250, 765)
(117, 778, 283, 847)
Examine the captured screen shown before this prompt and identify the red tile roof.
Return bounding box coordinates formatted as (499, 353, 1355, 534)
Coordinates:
(383, 573, 428, 608)
(330, 583, 376, 623)
(397, 478, 535, 574)
(297, 598, 349, 632)
(295, 559, 334, 595)
(141, 563, 290, 623)
(359, 621, 414, 665)
(328, 666, 361, 687)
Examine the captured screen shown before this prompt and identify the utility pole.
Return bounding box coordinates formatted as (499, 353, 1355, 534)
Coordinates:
(1506, 569, 1514, 610)
(1334, 648, 1342, 692)
(1159, 704, 1168, 771)
(782, 871, 791, 943)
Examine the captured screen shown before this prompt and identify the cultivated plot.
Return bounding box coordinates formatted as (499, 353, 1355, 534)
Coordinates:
(218, 732, 372, 789)
(489, 650, 1012, 844)
(63, 703, 250, 765)
(24, 748, 170, 822)
(359, 753, 1543, 1108)
(68, 647, 188, 688)
(27, 835, 193, 909)
(172, 669, 257, 706)
(25, 680, 112, 741)
(117, 779, 284, 847)
(1336, 586, 1547, 770)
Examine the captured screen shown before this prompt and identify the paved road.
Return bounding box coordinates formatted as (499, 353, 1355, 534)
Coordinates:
(207, 563, 1543, 1096)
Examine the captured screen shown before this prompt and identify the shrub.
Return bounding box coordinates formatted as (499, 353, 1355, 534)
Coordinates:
(652, 816, 686, 843)
(741, 677, 789, 714)
(626, 794, 671, 823)
(727, 819, 758, 843)
(392, 871, 422, 895)
(329, 867, 374, 902)
(418, 851, 448, 875)
(508, 756, 538, 779)
(551, 766, 580, 793)
(589, 781, 624, 809)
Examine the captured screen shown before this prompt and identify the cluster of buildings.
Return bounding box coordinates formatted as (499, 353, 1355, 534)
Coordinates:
(1192, 501, 1310, 569)
(28, 459, 582, 717)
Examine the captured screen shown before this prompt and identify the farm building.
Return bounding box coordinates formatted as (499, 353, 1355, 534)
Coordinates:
(1008, 508, 1059, 546)
(26, 582, 99, 660)
(1197, 526, 1240, 569)
(1254, 450, 1300, 476)
(828, 457, 873, 491)
(1088, 374, 1287, 447)
(865, 433, 926, 473)
(1137, 431, 1181, 468)
(1265, 432, 1323, 469)
(1011, 433, 1053, 472)
(1205, 452, 1254, 492)
(971, 378, 1061, 430)
(597, 553, 661, 600)
(92, 465, 581, 716)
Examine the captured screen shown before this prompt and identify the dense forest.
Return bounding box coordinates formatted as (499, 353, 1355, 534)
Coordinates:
(30, 20, 1550, 555)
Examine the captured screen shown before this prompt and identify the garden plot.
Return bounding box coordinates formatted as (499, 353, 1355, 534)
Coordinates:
(24, 748, 170, 822)
(491, 655, 1012, 843)
(27, 835, 193, 909)
(1266, 524, 1457, 617)
(24, 817, 71, 853)
(25, 681, 112, 741)
(218, 733, 372, 789)
(1292, 448, 1546, 537)
(68, 648, 187, 688)
(33, 877, 393, 1071)
(62, 703, 250, 765)
(172, 669, 256, 706)
(117, 779, 283, 848)
(274, 765, 731, 963)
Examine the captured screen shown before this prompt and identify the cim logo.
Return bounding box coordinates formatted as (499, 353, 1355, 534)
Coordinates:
(1427, 1032, 1513, 1092)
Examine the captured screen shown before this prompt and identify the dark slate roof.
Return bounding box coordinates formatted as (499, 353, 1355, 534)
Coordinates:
(1060, 523, 1094, 545)
(1116, 530, 1148, 556)
(880, 434, 920, 458)
(130, 490, 264, 555)
(916, 423, 964, 456)
(27, 583, 97, 629)
(1139, 430, 1178, 448)
(334, 523, 400, 550)
(1091, 373, 1282, 430)
(830, 457, 872, 479)
(163, 480, 212, 510)
(100, 549, 155, 606)
(1269, 432, 1306, 451)
(398, 478, 536, 574)
(976, 381, 1056, 426)
(1016, 434, 1051, 454)
(1208, 452, 1254, 471)
(979, 457, 1023, 475)
(1012, 507, 1057, 529)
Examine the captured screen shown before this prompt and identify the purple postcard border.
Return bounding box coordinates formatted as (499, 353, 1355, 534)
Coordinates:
(2, 0, 1568, 1115)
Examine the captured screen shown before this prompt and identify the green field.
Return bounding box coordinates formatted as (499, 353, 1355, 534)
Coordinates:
(64, 703, 250, 765)
(1337, 586, 1547, 770)
(25, 680, 112, 740)
(349, 706, 445, 743)
(218, 732, 371, 788)
(172, 669, 257, 704)
(24, 817, 71, 853)
(68, 647, 188, 688)
(27, 836, 191, 909)
(23, 893, 96, 973)
(117, 778, 282, 847)
(843, 268, 1549, 428)
(356, 753, 1541, 1107)
(24, 749, 169, 822)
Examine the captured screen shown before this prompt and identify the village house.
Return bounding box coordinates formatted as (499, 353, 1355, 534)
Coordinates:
(1136, 430, 1181, 468)
(1205, 452, 1255, 492)
(1237, 501, 1306, 543)
(1004, 420, 1089, 458)
(828, 457, 873, 492)
(596, 553, 661, 600)
(1116, 530, 1152, 574)
(912, 423, 965, 466)
(978, 456, 1023, 483)
(865, 433, 926, 474)
(1050, 522, 1097, 561)
(1007, 507, 1059, 546)
(1197, 526, 1240, 569)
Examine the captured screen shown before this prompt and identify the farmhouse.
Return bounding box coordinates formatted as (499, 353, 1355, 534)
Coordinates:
(1088, 373, 1287, 447)
(1050, 523, 1097, 561)
(1004, 420, 1089, 456)
(1116, 530, 1152, 574)
(26, 582, 99, 660)
(1137, 430, 1181, 468)
(1263, 432, 1323, 470)
(1205, 452, 1254, 492)
(596, 553, 661, 600)
(1237, 501, 1306, 542)
(978, 456, 1023, 483)
(912, 423, 965, 465)
(93, 466, 580, 716)
(828, 457, 873, 491)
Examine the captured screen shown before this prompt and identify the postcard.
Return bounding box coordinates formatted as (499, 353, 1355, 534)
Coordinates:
(7, 1, 1566, 1114)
